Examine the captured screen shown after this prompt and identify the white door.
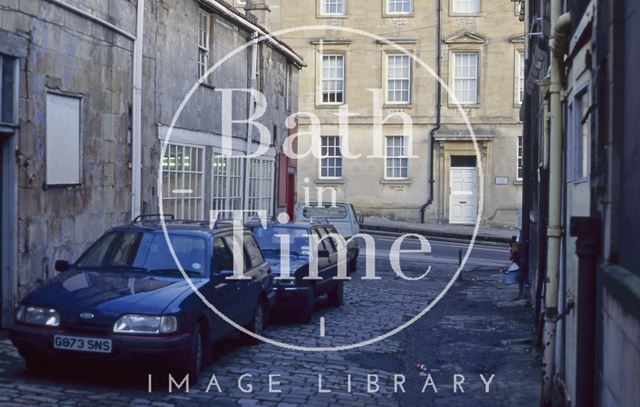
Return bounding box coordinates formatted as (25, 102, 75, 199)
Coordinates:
(449, 168, 477, 224)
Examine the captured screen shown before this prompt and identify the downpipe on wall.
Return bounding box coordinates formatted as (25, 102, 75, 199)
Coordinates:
(131, 0, 144, 219)
(540, 6, 571, 407)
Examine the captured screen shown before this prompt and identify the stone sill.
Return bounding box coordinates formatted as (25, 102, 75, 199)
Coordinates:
(380, 179, 412, 185)
(315, 179, 345, 185)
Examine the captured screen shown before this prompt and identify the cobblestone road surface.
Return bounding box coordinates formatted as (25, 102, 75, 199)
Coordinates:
(0, 241, 539, 406)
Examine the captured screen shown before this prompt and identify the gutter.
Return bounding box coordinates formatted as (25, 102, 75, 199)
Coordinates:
(203, 0, 305, 68)
(540, 8, 571, 407)
(420, 0, 442, 223)
(44, 0, 136, 41)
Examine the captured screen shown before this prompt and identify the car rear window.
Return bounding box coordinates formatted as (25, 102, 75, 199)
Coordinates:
(252, 226, 310, 255)
(301, 205, 348, 219)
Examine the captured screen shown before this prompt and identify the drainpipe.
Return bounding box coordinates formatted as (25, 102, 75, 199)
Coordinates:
(243, 32, 260, 219)
(420, 0, 441, 223)
(540, 6, 571, 407)
(131, 0, 144, 219)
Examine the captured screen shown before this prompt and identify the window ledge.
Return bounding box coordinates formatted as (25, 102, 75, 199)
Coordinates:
(601, 264, 640, 320)
(447, 103, 480, 108)
(382, 13, 415, 18)
(383, 103, 413, 109)
(380, 179, 412, 185)
(514, 180, 523, 185)
(316, 179, 345, 185)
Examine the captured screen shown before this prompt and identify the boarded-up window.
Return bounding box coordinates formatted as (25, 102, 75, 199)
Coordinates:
(46, 93, 81, 185)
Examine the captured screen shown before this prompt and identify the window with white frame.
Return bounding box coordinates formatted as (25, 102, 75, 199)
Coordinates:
(321, 0, 345, 15)
(385, 136, 409, 179)
(321, 54, 345, 104)
(517, 136, 523, 181)
(162, 143, 205, 220)
(452, 0, 479, 14)
(198, 10, 210, 79)
(247, 158, 274, 217)
(387, 0, 412, 14)
(320, 136, 342, 179)
(211, 155, 244, 217)
(517, 51, 525, 104)
(387, 54, 411, 104)
(572, 89, 590, 180)
(452, 52, 478, 104)
(46, 93, 81, 185)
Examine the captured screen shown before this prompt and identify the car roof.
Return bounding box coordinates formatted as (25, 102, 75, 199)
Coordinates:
(108, 220, 246, 238)
(246, 222, 335, 230)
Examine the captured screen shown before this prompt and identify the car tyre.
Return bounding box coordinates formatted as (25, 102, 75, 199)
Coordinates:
(348, 256, 358, 273)
(246, 299, 267, 344)
(23, 352, 47, 373)
(182, 323, 204, 382)
(327, 281, 344, 307)
(300, 284, 315, 323)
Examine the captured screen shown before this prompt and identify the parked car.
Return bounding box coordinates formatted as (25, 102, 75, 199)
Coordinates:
(9, 216, 274, 380)
(247, 222, 351, 322)
(295, 201, 361, 271)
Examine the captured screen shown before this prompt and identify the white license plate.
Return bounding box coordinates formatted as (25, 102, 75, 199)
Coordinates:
(53, 335, 112, 354)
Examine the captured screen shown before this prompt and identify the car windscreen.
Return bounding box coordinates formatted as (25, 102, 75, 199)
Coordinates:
(251, 227, 310, 256)
(76, 231, 207, 275)
(300, 205, 348, 219)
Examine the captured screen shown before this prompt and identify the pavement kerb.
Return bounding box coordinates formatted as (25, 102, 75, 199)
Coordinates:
(360, 224, 513, 245)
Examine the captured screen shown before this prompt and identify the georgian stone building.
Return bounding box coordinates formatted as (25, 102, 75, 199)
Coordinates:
(269, 0, 524, 225)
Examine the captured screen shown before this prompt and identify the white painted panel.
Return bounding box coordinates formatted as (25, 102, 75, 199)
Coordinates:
(46, 94, 81, 185)
(449, 168, 477, 224)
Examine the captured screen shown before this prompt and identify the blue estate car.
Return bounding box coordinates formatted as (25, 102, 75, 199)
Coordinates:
(248, 222, 353, 322)
(9, 216, 274, 379)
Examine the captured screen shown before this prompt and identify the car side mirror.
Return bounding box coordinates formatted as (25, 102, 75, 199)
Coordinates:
(55, 260, 71, 272)
(358, 215, 364, 224)
(317, 249, 330, 257)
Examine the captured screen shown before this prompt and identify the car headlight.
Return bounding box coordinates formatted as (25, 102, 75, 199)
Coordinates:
(113, 315, 177, 334)
(16, 306, 60, 327)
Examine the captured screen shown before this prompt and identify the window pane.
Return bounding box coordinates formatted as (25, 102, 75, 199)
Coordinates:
(321, 55, 345, 104)
(453, 53, 478, 104)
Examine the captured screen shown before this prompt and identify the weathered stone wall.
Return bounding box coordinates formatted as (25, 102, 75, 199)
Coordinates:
(1, 0, 136, 299)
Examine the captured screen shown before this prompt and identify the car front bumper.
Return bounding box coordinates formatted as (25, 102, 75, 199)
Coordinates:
(9, 323, 192, 368)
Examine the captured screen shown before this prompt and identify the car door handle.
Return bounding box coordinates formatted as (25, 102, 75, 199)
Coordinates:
(460, 201, 467, 204)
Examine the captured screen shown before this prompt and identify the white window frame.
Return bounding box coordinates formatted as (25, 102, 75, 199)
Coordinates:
(516, 50, 525, 105)
(45, 93, 82, 186)
(319, 136, 343, 179)
(320, 54, 345, 105)
(386, 0, 412, 15)
(162, 143, 206, 221)
(320, 0, 346, 16)
(452, 0, 480, 15)
(386, 54, 412, 104)
(211, 154, 245, 217)
(198, 9, 210, 79)
(247, 157, 275, 217)
(385, 136, 409, 180)
(517, 135, 523, 181)
(451, 52, 479, 105)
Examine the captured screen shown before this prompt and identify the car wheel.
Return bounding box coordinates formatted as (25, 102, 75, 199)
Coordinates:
(183, 324, 204, 382)
(23, 352, 47, 372)
(348, 256, 358, 273)
(246, 299, 267, 344)
(300, 284, 315, 323)
(327, 281, 344, 307)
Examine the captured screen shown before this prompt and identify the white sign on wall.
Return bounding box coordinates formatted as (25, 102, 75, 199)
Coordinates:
(46, 93, 81, 185)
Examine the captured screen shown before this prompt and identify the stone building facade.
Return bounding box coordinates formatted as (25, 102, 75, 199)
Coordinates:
(0, 0, 301, 327)
(521, 0, 640, 405)
(273, 0, 523, 225)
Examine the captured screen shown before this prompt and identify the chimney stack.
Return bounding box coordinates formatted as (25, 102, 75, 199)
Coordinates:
(244, 0, 271, 31)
